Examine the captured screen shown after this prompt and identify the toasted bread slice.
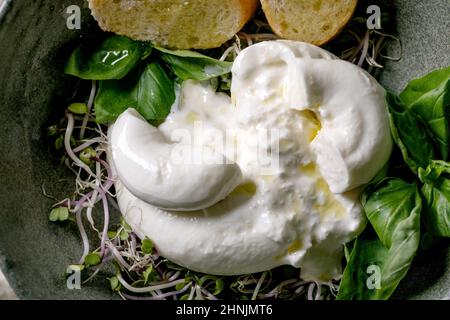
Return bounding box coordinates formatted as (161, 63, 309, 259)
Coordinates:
(88, 0, 259, 49)
(261, 0, 358, 46)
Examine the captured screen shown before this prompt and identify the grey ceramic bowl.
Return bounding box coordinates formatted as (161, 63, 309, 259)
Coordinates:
(0, 0, 449, 300)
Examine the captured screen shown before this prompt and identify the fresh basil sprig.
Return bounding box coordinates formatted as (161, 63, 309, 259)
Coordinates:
(155, 47, 233, 81)
(386, 92, 435, 174)
(419, 160, 450, 237)
(337, 179, 421, 300)
(65, 36, 233, 124)
(400, 66, 450, 160)
(94, 62, 175, 124)
(339, 66, 450, 300)
(65, 35, 149, 80)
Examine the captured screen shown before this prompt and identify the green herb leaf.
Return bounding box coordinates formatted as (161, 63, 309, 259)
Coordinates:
(68, 103, 88, 115)
(94, 62, 175, 124)
(213, 278, 224, 295)
(400, 66, 450, 160)
(418, 160, 450, 184)
(156, 47, 232, 81)
(70, 136, 77, 148)
(198, 275, 224, 295)
(84, 252, 101, 267)
(119, 229, 129, 241)
(49, 208, 60, 222)
(79, 147, 97, 165)
(107, 231, 117, 239)
(337, 238, 389, 300)
(46, 125, 59, 137)
(364, 179, 421, 248)
(65, 35, 146, 80)
(344, 242, 354, 263)
(120, 217, 132, 233)
(142, 266, 157, 285)
(175, 280, 188, 291)
(49, 207, 70, 222)
(109, 276, 121, 292)
(387, 92, 435, 174)
(54, 135, 64, 150)
(337, 179, 421, 300)
(419, 160, 450, 237)
(141, 238, 154, 255)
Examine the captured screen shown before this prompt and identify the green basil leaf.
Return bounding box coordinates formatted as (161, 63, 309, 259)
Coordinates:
(344, 242, 353, 263)
(141, 238, 154, 255)
(400, 67, 450, 160)
(94, 62, 175, 124)
(421, 181, 450, 237)
(418, 160, 450, 184)
(155, 47, 232, 81)
(387, 92, 435, 173)
(65, 35, 147, 80)
(419, 160, 450, 237)
(337, 238, 389, 300)
(364, 179, 421, 247)
(338, 179, 421, 300)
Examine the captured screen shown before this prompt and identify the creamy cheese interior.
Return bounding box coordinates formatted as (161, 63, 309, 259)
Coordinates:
(109, 41, 393, 281)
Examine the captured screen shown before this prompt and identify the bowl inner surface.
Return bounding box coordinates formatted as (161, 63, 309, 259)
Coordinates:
(0, 0, 449, 299)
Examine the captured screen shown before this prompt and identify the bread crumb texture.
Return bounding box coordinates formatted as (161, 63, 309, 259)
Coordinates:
(88, 0, 259, 49)
(261, 0, 358, 45)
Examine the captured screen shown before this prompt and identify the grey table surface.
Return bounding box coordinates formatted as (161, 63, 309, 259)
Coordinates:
(0, 0, 15, 301)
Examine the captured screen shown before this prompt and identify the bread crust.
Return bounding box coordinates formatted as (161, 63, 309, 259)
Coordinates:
(88, 0, 259, 49)
(238, 0, 260, 23)
(261, 0, 358, 46)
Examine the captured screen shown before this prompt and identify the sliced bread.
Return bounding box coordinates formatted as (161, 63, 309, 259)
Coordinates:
(88, 0, 259, 49)
(261, 0, 358, 46)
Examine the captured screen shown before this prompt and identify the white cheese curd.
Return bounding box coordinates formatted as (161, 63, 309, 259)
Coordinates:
(232, 40, 393, 193)
(109, 40, 393, 281)
(110, 108, 242, 211)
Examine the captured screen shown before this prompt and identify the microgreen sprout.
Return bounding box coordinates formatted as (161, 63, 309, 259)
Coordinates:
(68, 102, 88, 115)
(84, 252, 101, 267)
(49, 207, 70, 222)
(79, 147, 97, 165)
